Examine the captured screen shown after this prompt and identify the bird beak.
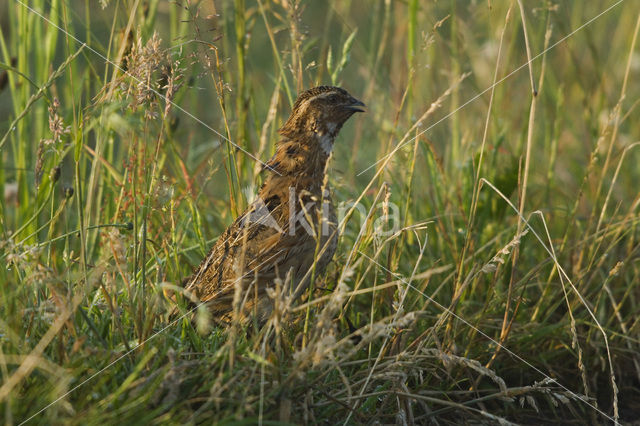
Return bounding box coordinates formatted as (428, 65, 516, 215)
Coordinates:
(344, 98, 366, 113)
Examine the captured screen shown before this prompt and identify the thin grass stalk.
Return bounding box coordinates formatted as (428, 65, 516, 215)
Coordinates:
(481, 178, 619, 423)
(406, 0, 417, 118)
(501, 0, 541, 348)
(456, 3, 512, 297)
(256, 0, 293, 105)
(447, 0, 460, 173)
(234, 0, 248, 172)
(588, 13, 640, 262)
(349, 0, 390, 172)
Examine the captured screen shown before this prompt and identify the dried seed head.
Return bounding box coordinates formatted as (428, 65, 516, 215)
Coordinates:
(35, 140, 45, 189)
(609, 261, 623, 277)
(50, 165, 61, 183)
(63, 185, 74, 199)
(47, 98, 70, 145)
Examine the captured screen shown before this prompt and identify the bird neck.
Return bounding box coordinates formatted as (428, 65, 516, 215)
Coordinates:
(315, 124, 338, 156)
(279, 113, 342, 156)
(260, 133, 333, 195)
(270, 131, 333, 171)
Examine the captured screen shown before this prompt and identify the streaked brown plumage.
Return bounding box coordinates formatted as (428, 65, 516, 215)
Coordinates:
(184, 86, 365, 322)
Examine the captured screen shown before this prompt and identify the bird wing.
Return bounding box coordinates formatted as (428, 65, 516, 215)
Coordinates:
(184, 195, 318, 308)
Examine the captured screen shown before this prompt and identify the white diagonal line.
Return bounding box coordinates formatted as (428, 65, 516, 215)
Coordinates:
(14, 0, 280, 175)
(357, 0, 625, 176)
(356, 251, 614, 422)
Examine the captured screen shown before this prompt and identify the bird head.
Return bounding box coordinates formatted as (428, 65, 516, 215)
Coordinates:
(279, 86, 365, 151)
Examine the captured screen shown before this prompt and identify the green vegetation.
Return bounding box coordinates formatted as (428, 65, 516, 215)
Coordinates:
(1, 0, 639, 423)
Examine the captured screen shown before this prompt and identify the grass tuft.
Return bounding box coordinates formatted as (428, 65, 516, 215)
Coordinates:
(1, 0, 639, 423)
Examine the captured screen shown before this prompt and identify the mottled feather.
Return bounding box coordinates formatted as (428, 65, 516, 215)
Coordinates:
(184, 86, 364, 322)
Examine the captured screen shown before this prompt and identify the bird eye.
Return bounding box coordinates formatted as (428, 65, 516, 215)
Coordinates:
(328, 94, 338, 102)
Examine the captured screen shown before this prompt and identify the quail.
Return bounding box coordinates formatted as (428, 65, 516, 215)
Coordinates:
(184, 86, 365, 323)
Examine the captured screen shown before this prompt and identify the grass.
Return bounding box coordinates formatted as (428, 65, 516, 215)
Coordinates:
(1, 0, 639, 423)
